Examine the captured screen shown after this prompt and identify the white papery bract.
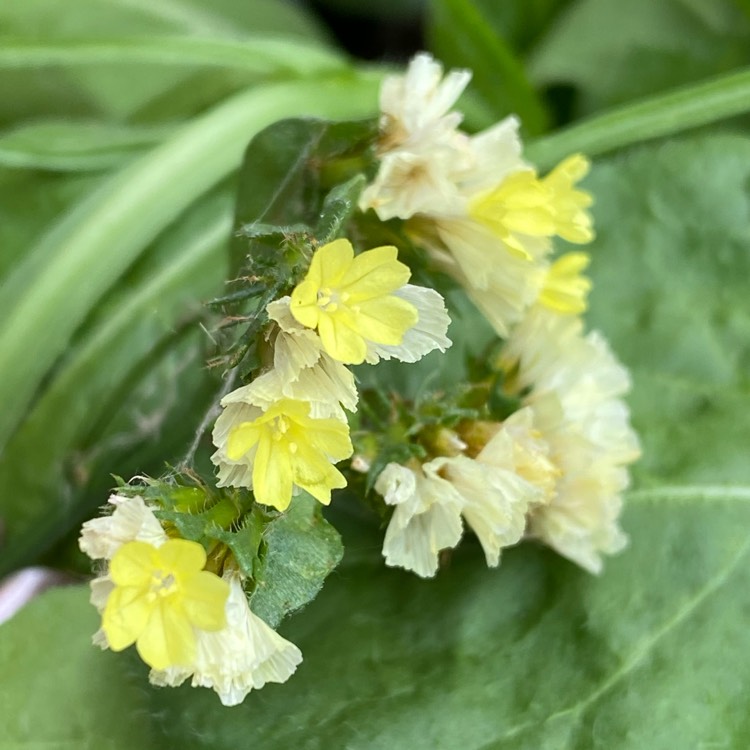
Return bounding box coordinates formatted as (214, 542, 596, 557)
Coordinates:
(375, 461, 464, 578)
(364, 284, 452, 363)
(79, 493, 167, 561)
(379, 51, 470, 151)
(212, 400, 264, 489)
(150, 572, 302, 707)
(434, 454, 538, 567)
(503, 307, 641, 573)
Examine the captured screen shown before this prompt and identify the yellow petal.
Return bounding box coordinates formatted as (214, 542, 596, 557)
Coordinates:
(253, 432, 294, 509)
(109, 541, 156, 587)
(180, 570, 230, 632)
(292, 442, 347, 504)
(301, 417, 353, 461)
(156, 538, 207, 576)
(340, 245, 411, 300)
(227, 422, 262, 461)
(317, 312, 367, 365)
(289, 278, 320, 329)
(355, 296, 419, 345)
(313, 238, 353, 286)
(135, 600, 196, 670)
(102, 585, 151, 651)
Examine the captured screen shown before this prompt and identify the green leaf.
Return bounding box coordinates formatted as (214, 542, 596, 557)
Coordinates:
(249, 494, 344, 629)
(526, 66, 750, 169)
(0, 73, 381, 456)
(0, 119, 172, 171)
(0, 0, 333, 123)
(0, 168, 101, 279)
(315, 173, 367, 243)
(4, 487, 750, 746)
(427, 0, 549, 135)
(0, 36, 345, 78)
(0, 587, 158, 748)
(0, 190, 231, 576)
(231, 116, 378, 272)
(529, 0, 750, 117)
(463, 0, 574, 56)
(584, 134, 750, 485)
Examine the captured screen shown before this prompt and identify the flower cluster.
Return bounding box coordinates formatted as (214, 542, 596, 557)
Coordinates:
(363, 54, 640, 577)
(360, 52, 594, 337)
(211, 237, 452, 510)
(78, 51, 640, 707)
(80, 494, 302, 706)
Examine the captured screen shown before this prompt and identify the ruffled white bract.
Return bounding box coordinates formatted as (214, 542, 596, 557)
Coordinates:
(375, 461, 464, 578)
(79, 493, 167, 561)
(150, 572, 302, 707)
(503, 307, 641, 573)
(364, 284, 452, 363)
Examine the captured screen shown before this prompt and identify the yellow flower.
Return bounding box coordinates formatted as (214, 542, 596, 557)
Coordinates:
(538, 252, 592, 315)
(102, 539, 229, 671)
(226, 398, 352, 510)
(469, 154, 594, 259)
(290, 238, 418, 365)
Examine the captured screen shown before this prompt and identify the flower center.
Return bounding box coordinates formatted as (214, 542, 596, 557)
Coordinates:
(150, 570, 178, 599)
(316, 287, 350, 313)
(270, 415, 298, 454)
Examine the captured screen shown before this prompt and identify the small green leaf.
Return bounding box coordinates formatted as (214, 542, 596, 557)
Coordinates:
(315, 173, 367, 243)
(230, 116, 378, 272)
(249, 493, 344, 628)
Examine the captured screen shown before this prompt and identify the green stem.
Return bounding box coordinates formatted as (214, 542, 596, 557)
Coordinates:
(0, 72, 382, 452)
(526, 68, 750, 169)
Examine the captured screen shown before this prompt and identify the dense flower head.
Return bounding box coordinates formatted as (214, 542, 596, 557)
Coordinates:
(102, 539, 229, 671)
(361, 54, 597, 337)
(290, 239, 419, 365)
(502, 307, 641, 573)
(375, 408, 559, 576)
(225, 397, 353, 510)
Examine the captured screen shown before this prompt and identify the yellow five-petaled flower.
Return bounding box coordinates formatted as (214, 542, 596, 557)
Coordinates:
(290, 238, 418, 365)
(226, 398, 353, 510)
(102, 539, 229, 670)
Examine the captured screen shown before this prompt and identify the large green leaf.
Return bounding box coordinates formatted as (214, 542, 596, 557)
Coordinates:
(0, 586, 158, 748)
(584, 134, 750, 485)
(529, 0, 750, 117)
(3, 487, 749, 747)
